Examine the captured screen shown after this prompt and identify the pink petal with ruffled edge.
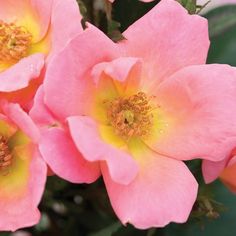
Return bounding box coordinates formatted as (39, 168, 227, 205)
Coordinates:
(49, 0, 83, 58)
(0, 0, 83, 104)
(202, 159, 229, 183)
(0, 0, 52, 42)
(30, 86, 57, 127)
(67, 116, 139, 185)
(120, 0, 209, 89)
(39, 127, 100, 183)
(30, 0, 53, 41)
(0, 54, 44, 92)
(0, 149, 47, 231)
(44, 25, 118, 121)
(1, 101, 40, 143)
(148, 64, 236, 162)
(92, 57, 142, 84)
(0, 102, 47, 231)
(202, 146, 236, 183)
(102, 148, 197, 229)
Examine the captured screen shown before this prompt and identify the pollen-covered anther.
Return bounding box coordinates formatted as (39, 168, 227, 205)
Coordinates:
(0, 20, 32, 64)
(0, 135, 12, 170)
(107, 92, 154, 140)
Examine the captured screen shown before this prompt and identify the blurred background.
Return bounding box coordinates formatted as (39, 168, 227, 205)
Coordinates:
(2, 0, 236, 235)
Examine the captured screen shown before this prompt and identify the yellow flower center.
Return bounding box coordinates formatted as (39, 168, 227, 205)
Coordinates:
(107, 92, 154, 140)
(0, 135, 12, 172)
(0, 20, 32, 64)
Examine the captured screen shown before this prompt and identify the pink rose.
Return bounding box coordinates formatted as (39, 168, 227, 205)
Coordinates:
(0, 101, 47, 231)
(0, 0, 83, 109)
(31, 0, 236, 228)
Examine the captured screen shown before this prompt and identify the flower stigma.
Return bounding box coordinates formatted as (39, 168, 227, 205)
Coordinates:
(0, 20, 32, 64)
(106, 92, 154, 140)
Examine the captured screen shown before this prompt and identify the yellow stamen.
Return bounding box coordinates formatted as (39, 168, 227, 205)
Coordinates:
(0, 20, 32, 64)
(0, 135, 12, 172)
(107, 92, 154, 140)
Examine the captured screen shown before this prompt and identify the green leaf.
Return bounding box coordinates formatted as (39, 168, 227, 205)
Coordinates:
(206, 6, 236, 66)
(205, 5, 236, 38)
(163, 181, 236, 236)
(76, 0, 87, 18)
(177, 0, 197, 14)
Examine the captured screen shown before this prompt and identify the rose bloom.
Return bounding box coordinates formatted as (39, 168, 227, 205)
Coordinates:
(0, 101, 46, 231)
(0, 0, 83, 108)
(31, 0, 236, 229)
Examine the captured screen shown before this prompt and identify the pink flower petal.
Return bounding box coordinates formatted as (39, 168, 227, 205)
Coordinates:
(48, 0, 84, 58)
(102, 149, 197, 229)
(0, 148, 47, 231)
(148, 64, 236, 162)
(228, 155, 236, 166)
(0, 0, 52, 42)
(202, 147, 236, 183)
(120, 0, 209, 88)
(67, 116, 139, 185)
(44, 25, 118, 120)
(1, 101, 40, 143)
(30, 86, 57, 127)
(39, 127, 100, 183)
(0, 54, 45, 92)
(220, 155, 236, 193)
(0, 0, 29, 22)
(30, 0, 53, 41)
(202, 159, 229, 183)
(92, 57, 142, 84)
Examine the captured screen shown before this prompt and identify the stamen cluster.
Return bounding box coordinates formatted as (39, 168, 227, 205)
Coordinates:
(107, 92, 154, 140)
(0, 135, 12, 170)
(0, 20, 32, 64)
